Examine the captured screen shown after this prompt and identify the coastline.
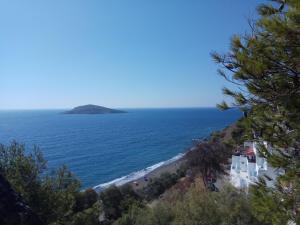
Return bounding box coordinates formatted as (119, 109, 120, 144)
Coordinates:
(92, 123, 234, 193)
(130, 155, 186, 190)
(93, 152, 187, 192)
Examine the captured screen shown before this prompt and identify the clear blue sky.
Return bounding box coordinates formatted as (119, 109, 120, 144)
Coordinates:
(0, 0, 265, 109)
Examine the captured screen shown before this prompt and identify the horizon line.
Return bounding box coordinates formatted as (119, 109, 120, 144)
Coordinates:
(0, 106, 221, 110)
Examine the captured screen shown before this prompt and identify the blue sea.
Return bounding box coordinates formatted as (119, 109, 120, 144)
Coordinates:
(0, 108, 241, 189)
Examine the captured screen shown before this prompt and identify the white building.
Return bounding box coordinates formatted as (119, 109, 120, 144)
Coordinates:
(230, 141, 268, 189)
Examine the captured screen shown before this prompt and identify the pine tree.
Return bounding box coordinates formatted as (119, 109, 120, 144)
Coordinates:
(212, 0, 300, 224)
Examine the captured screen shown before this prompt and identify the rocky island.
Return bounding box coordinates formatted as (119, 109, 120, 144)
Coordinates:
(63, 104, 126, 114)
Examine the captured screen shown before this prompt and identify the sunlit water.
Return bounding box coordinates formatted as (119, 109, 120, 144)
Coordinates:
(0, 108, 241, 188)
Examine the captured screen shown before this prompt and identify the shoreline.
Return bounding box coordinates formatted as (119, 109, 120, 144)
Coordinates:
(92, 124, 234, 193)
(130, 155, 186, 190)
(93, 152, 188, 192)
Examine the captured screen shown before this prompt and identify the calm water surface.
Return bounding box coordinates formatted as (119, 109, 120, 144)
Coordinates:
(0, 108, 241, 188)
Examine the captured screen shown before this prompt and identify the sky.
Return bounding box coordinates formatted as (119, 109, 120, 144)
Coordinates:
(0, 0, 265, 109)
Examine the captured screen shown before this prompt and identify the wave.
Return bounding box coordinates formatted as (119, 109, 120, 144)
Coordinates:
(93, 152, 185, 192)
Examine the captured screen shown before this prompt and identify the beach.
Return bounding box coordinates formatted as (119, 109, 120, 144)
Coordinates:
(93, 152, 186, 192)
(130, 156, 186, 190)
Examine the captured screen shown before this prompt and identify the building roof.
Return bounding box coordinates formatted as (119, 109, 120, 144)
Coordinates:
(244, 147, 255, 156)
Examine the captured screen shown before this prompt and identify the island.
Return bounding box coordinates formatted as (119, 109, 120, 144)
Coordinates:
(63, 104, 126, 114)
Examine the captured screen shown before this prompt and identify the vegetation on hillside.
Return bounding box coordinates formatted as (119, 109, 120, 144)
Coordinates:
(0, 142, 100, 225)
(114, 181, 261, 225)
(139, 169, 186, 201)
(185, 135, 231, 187)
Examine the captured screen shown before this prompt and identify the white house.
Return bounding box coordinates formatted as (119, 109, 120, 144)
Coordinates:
(230, 141, 269, 189)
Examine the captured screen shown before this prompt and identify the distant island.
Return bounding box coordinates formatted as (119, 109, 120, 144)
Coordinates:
(63, 104, 126, 114)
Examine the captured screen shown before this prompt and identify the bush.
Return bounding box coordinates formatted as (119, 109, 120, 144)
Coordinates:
(70, 202, 101, 225)
(74, 188, 98, 212)
(115, 183, 262, 225)
(185, 141, 231, 186)
(140, 172, 180, 201)
(100, 185, 143, 222)
(0, 141, 99, 225)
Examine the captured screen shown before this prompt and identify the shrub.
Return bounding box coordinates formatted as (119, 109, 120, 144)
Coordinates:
(115, 183, 262, 225)
(100, 184, 143, 222)
(140, 172, 180, 201)
(0, 141, 99, 225)
(74, 188, 98, 212)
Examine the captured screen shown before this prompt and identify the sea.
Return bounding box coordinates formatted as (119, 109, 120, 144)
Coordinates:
(0, 108, 241, 189)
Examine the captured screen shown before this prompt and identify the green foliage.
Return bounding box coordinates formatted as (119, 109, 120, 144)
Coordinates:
(213, 0, 300, 223)
(114, 184, 261, 225)
(217, 101, 230, 111)
(140, 172, 182, 201)
(230, 119, 247, 145)
(114, 200, 174, 225)
(74, 188, 98, 212)
(69, 202, 101, 225)
(100, 185, 143, 223)
(112, 203, 146, 225)
(0, 141, 99, 225)
(249, 182, 289, 225)
(175, 163, 187, 178)
(0, 141, 47, 197)
(185, 140, 230, 186)
(100, 186, 124, 221)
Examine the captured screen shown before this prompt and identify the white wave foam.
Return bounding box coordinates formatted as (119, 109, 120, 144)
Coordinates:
(93, 152, 185, 192)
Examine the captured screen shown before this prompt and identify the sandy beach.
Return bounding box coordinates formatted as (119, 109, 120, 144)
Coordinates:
(130, 157, 186, 190)
(92, 152, 187, 192)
